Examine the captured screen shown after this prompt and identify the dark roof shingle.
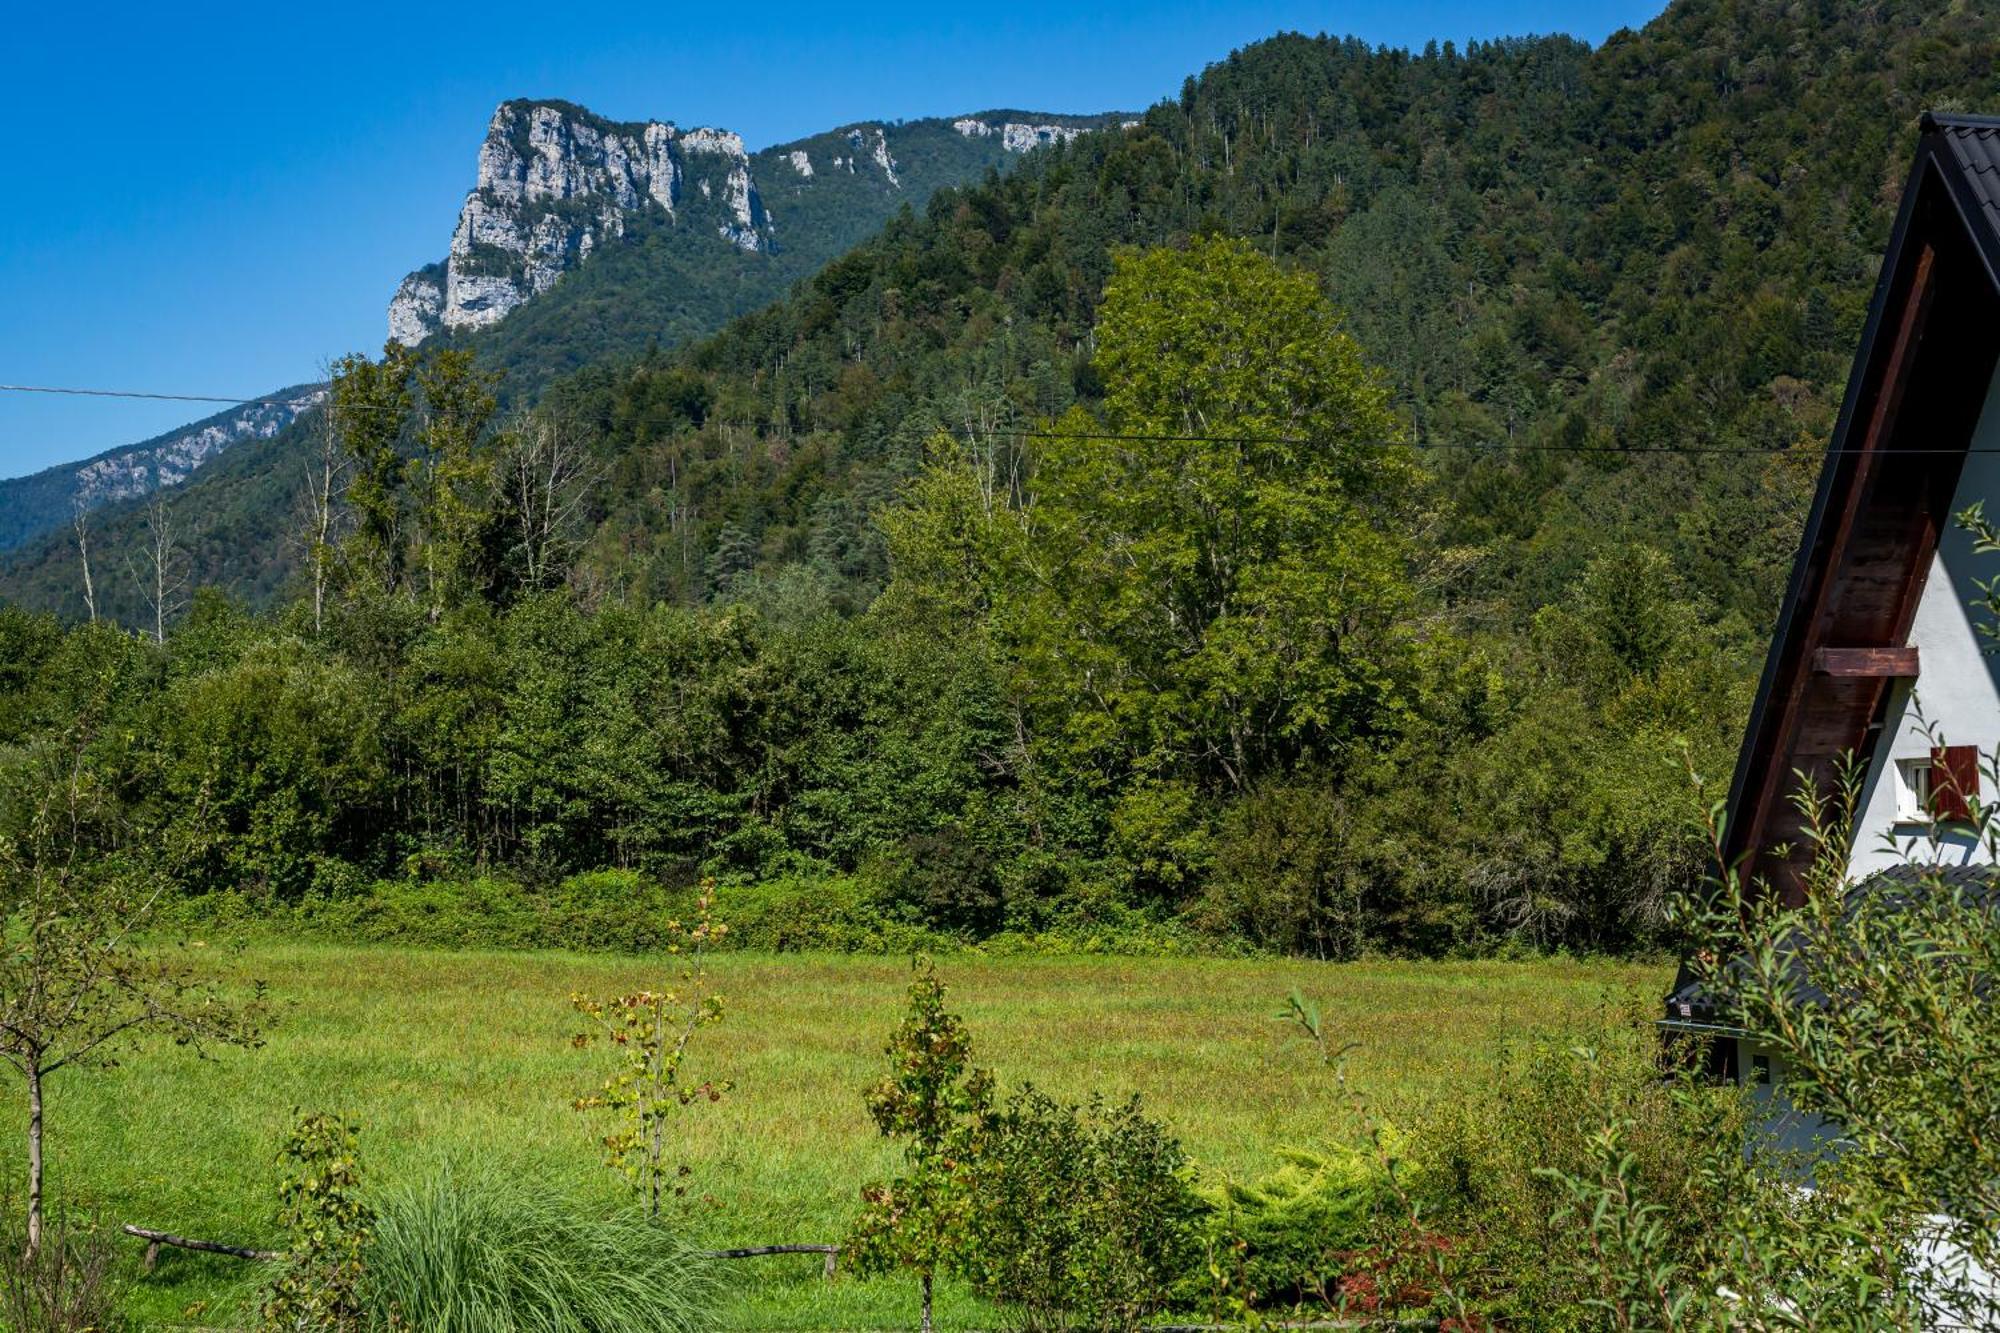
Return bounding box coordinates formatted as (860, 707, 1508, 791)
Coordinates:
(1926, 112, 2000, 264)
(1662, 863, 2000, 1031)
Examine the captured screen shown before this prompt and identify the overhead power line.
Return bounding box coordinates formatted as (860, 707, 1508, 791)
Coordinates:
(990, 428, 2000, 457)
(0, 383, 271, 405)
(7, 380, 2000, 456)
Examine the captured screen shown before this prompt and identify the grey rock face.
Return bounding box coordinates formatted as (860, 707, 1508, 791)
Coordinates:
(388, 100, 774, 344)
(953, 118, 1092, 152)
(74, 387, 327, 507)
(385, 100, 1122, 347)
(388, 267, 444, 345)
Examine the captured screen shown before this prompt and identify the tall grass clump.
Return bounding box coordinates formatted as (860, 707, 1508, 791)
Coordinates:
(366, 1167, 716, 1332)
(0, 1193, 124, 1332)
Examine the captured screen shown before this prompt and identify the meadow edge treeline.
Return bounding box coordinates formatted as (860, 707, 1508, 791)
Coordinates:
(3, 241, 1747, 957)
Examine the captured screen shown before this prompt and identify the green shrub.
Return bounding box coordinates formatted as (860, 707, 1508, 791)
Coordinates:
(366, 1166, 717, 1332)
(155, 871, 1240, 958)
(960, 1087, 1206, 1331)
(1197, 1145, 1387, 1307)
(299, 878, 543, 950)
(1199, 781, 1375, 959)
(864, 827, 1005, 934)
(541, 871, 687, 953)
(1397, 1007, 1747, 1326)
(717, 874, 949, 954)
(987, 893, 1244, 958)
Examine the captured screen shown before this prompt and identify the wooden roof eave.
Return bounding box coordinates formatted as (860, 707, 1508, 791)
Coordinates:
(1719, 127, 2000, 895)
(1717, 144, 1946, 878)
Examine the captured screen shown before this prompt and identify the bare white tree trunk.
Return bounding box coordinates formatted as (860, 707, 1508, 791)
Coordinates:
(299, 399, 345, 635)
(72, 501, 96, 625)
(25, 1062, 43, 1262)
(128, 494, 187, 642)
(506, 415, 601, 592)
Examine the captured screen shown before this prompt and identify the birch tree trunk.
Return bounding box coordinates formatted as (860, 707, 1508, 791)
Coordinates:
(72, 503, 96, 625)
(26, 1062, 44, 1261)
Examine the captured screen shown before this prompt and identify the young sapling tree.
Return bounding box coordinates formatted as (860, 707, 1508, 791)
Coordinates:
(570, 879, 729, 1217)
(0, 695, 264, 1259)
(260, 1111, 373, 1332)
(848, 957, 994, 1333)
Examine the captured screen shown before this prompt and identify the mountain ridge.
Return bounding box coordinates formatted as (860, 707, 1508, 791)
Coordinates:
(9, 3, 1999, 629)
(0, 384, 324, 555)
(0, 100, 1125, 570)
(386, 99, 1130, 347)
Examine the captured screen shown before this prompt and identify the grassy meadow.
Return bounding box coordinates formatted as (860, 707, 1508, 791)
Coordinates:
(8, 945, 1668, 1329)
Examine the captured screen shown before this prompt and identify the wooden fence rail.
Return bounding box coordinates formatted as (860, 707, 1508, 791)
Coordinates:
(122, 1223, 840, 1277)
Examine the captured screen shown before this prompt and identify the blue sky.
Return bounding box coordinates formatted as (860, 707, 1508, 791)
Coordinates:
(0, 1, 1665, 480)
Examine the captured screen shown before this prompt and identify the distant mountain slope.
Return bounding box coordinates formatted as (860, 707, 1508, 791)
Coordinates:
(0, 103, 1124, 620)
(0, 385, 323, 554)
(11, 0, 2000, 628)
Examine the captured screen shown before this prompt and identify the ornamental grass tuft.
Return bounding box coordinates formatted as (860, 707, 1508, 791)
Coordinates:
(366, 1166, 717, 1333)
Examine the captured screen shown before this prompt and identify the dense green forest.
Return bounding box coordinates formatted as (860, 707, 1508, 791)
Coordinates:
(5, 0, 1999, 956)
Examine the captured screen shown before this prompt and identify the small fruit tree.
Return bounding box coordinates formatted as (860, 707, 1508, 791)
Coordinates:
(848, 958, 993, 1333)
(0, 690, 264, 1260)
(569, 879, 729, 1217)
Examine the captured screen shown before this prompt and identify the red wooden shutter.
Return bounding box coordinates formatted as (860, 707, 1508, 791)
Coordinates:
(1929, 744, 1981, 823)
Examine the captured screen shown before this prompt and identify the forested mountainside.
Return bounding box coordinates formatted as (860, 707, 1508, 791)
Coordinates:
(557, 0, 1998, 624)
(0, 385, 323, 553)
(4, 0, 1999, 958)
(0, 105, 1119, 592)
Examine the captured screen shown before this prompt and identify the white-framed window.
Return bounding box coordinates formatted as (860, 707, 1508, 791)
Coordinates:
(1895, 757, 1933, 823)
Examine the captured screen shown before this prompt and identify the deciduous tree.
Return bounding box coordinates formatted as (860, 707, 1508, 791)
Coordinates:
(849, 958, 993, 1333)
(0, 681, 264, 1258)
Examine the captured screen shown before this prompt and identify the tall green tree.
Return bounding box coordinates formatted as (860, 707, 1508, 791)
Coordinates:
(413, 349, 502, 619)
(331, 346, 415, 598)
(897, 238, 1430, 901)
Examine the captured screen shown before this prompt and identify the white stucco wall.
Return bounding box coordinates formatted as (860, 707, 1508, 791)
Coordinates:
(1737, 1039, 1839, 1164)
(1847, 363, 2000, 877)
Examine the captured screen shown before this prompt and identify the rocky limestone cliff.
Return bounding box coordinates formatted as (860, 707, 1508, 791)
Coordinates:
(389, 101, 779, 344)
(75, 387, 326, 506)
(388, 100, 1133, 348)
(951, 117, 1120, 151)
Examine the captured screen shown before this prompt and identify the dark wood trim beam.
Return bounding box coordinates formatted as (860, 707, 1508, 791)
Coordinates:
(1811, 646, 1921, 678)
(1734, 241, 1939, 887)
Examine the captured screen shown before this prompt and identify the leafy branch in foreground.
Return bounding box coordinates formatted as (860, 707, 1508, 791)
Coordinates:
(1671, 747, 2000, 1329)
(1413, 742, 2000, 1330)
(569, 879, 729, 1217)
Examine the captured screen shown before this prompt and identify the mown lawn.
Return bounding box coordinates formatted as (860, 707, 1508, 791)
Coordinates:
(8, 945, 1667, 1329)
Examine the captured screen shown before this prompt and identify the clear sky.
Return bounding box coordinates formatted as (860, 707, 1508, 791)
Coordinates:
(0, 1, 1666, 480)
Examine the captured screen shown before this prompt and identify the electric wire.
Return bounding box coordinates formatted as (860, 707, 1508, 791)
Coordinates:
(6, 380, 1999, 456)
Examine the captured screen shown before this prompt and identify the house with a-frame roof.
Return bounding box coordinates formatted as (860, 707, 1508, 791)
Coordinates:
(1662, 112, 2000, 1125)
